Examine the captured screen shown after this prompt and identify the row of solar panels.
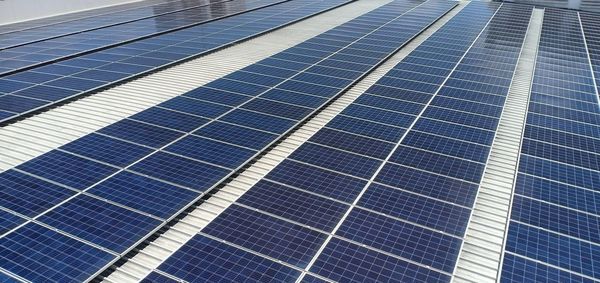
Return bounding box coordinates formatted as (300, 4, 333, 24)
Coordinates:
(502, 8, 600, 283)
(0, 0, 179, 35)
(0, 0, 350, 125)
(0, 0, 461, 281)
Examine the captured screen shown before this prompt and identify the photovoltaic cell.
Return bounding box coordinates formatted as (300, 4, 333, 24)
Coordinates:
(157, 235, 301, 282)
(0, 223, 116, 282)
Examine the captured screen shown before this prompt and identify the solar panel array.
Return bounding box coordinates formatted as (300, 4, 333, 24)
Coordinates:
(0, 0, 460, 281)
(0, 0, 351, 125)
(501, 8, 600, 282)
(0, 0, 280, 74)
(2, 0, 600, 282)
(0, 0, 174, 35)
(146, 2, 536, 282)
(0, 0, 231, 50)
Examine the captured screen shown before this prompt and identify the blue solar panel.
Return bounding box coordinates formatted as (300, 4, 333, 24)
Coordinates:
(337, 208, 462, 273)
(98, 119, 183, 148)
(202, 205, 327, 268)
(515, 174, 600, 215)
(511, 196, 600, 243)
(0, 211, 26, 235)
(310, 238, 450, 282)
(265, 159, 366, 203)
(193, 121, 277, 150)
(289, 143, 382, 179)
(157, 235, 301, 282)
(308, 128, 394, 159)
(501, 254, 597, 283)
(129, 107, 210, 132)
(505, 222, 600, 279)
(129, 152, 229, 191)
(358, 183, 472, 236)
(16, 150, 118, 190)
(0, 170, 75, 217)
(0, 0, 283, 74)
(166, 135, 256, 169)
(375, 163, 478, 206)
(341, 104, 415, 127)
(389, 146, 485, 182)
(220, 109, 296, 134)
(159, 97, 232, 118)
(184, 87, 252, 107)
(88, 171, 199, 219)
(0, 223, 116, 282)
(60, 133, 153, 167)
(402, 131, 490, 162)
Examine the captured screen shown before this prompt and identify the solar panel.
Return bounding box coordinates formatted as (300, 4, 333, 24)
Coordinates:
(0, 0, 352, 125)
(500, 8, 600, 282)
(145, 2, 536, 282)
(0, 0, 458, 281)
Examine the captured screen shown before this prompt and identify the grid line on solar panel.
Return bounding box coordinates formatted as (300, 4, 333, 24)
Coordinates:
(0, 0, 353, 125)
(0, 0, 464, 280)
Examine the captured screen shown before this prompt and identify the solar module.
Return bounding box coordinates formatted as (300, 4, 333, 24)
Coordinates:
(0, 0, 458, 281)
(146, 2, 535, 282)
(0, 0, 352, 125)
(500, 8, 600, 282)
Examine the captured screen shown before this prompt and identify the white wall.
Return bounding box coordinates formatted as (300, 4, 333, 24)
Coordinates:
(0, 0, 142, 26)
